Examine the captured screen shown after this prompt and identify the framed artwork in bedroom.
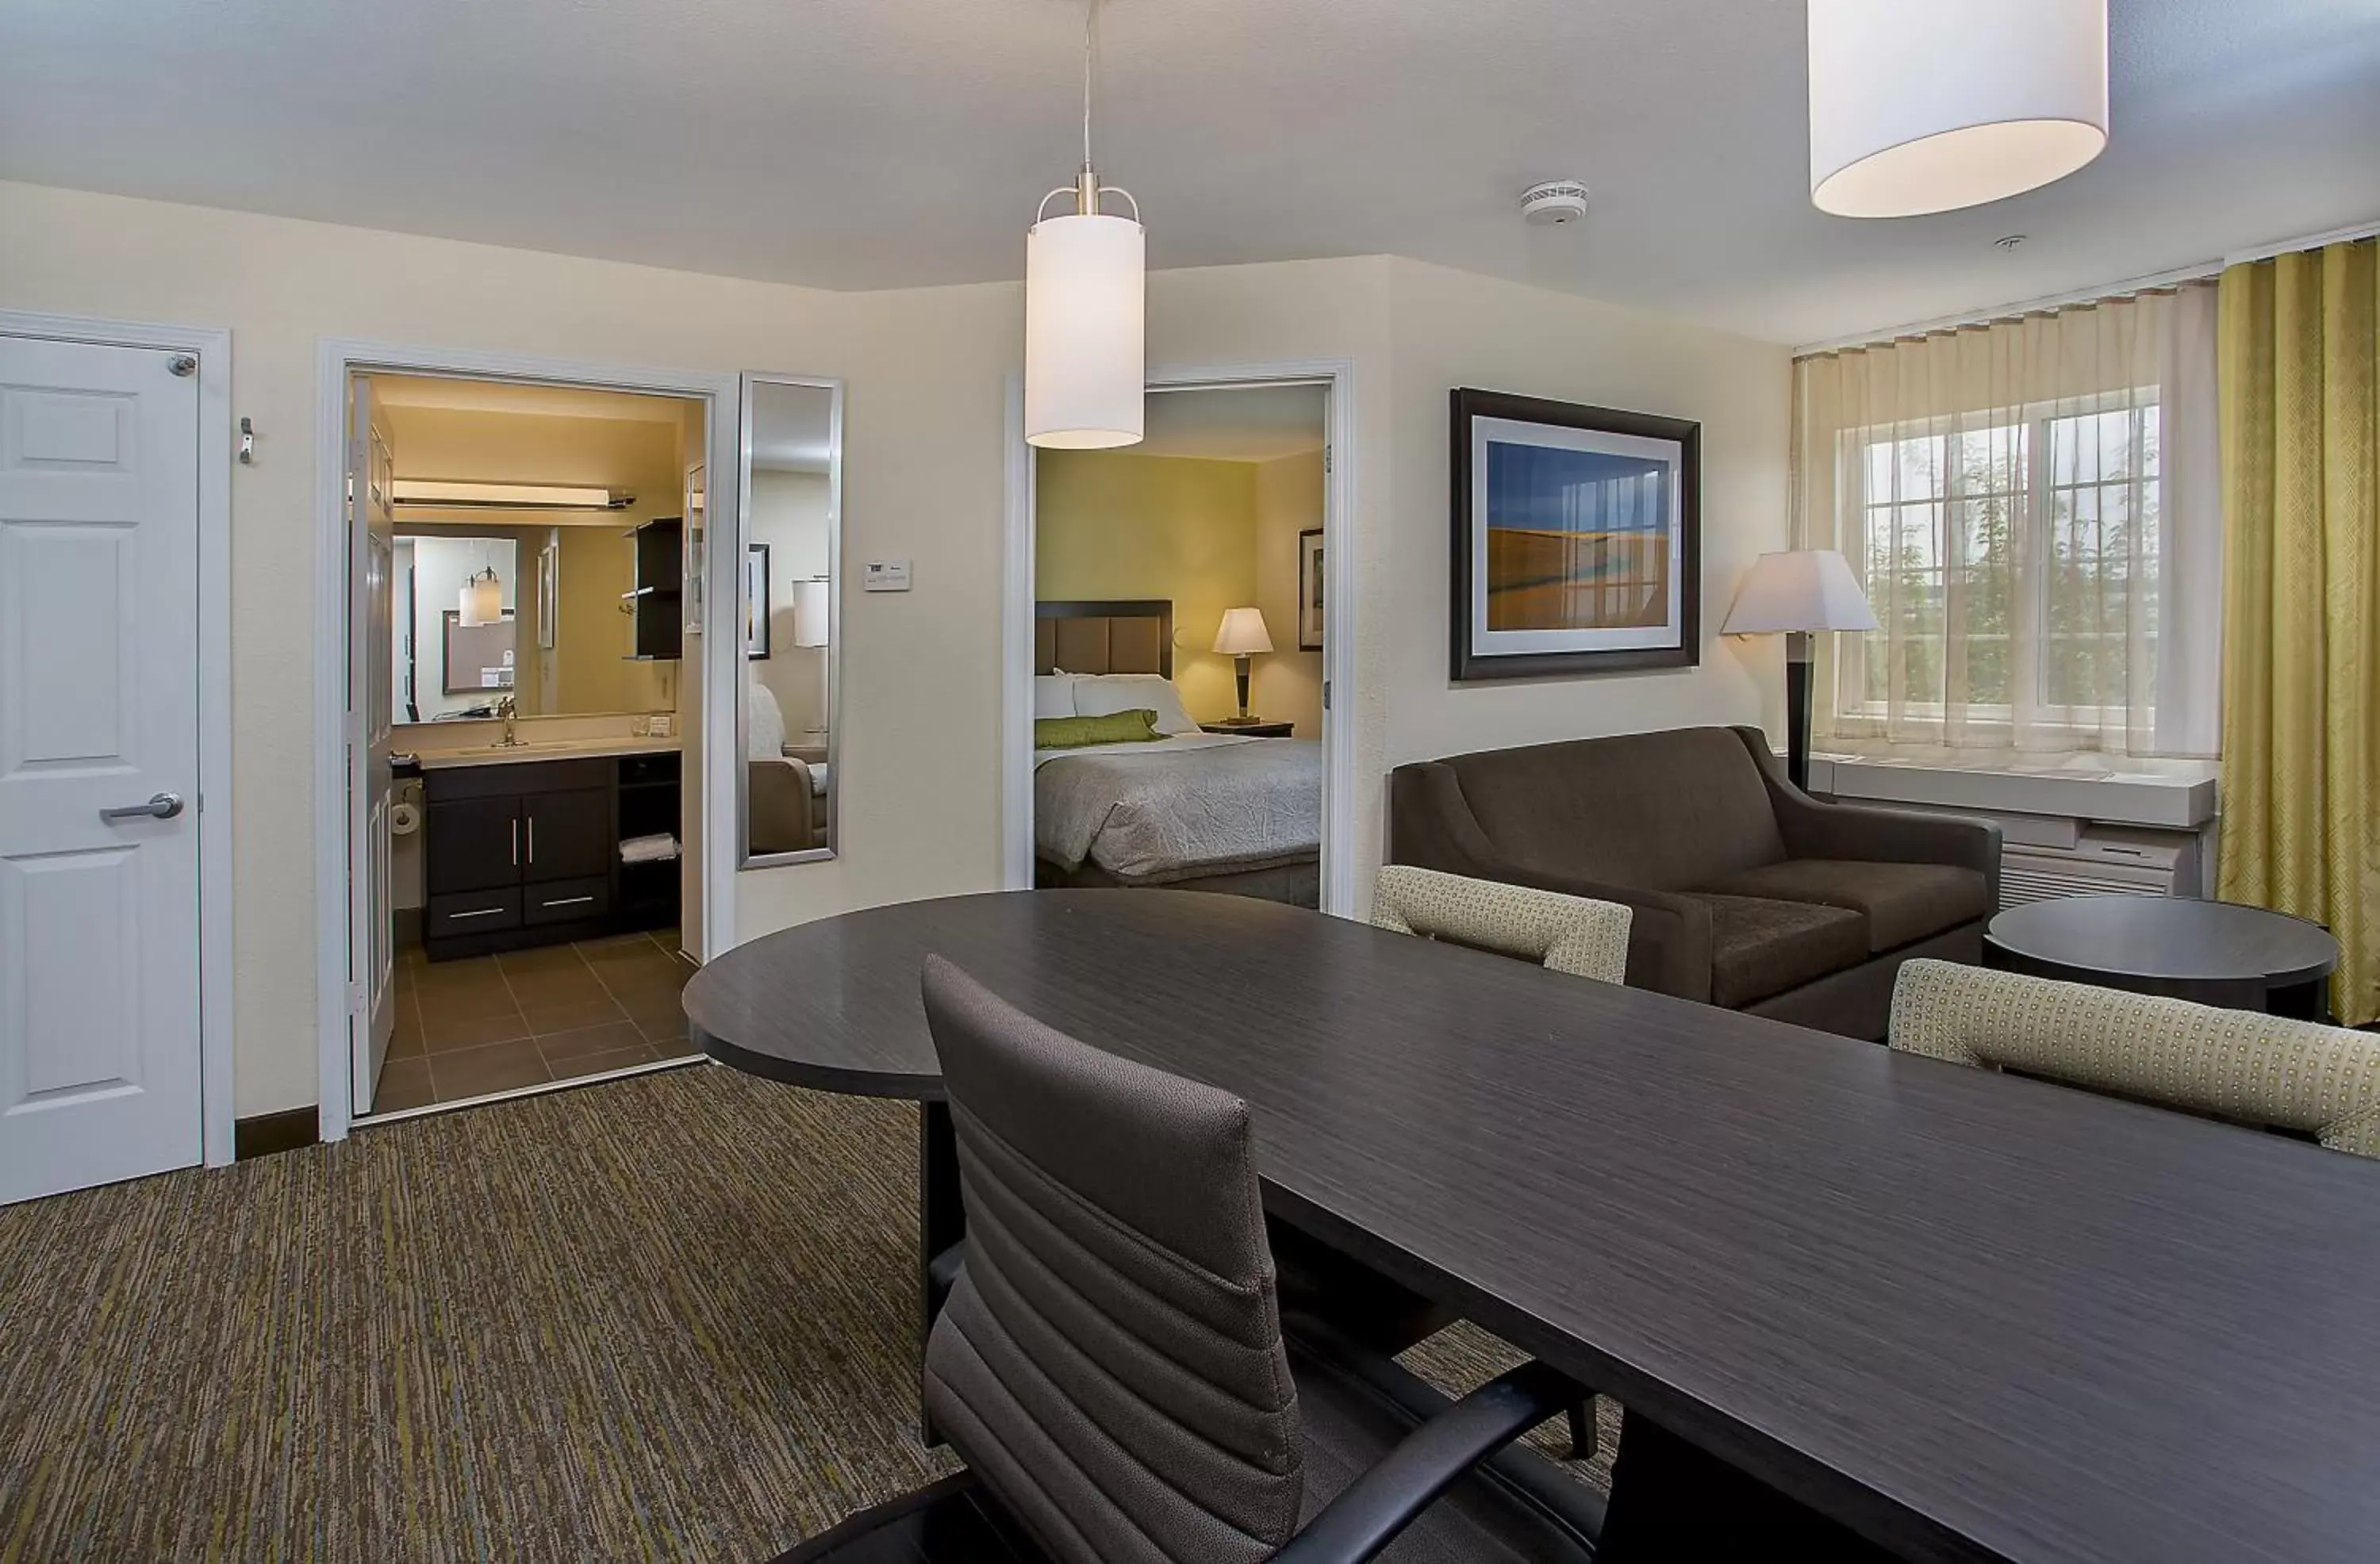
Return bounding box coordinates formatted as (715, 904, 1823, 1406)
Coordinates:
(1297, 527, 1324, 650)
(1449, 387, 1699, 680)
(744, 542, 771, 659)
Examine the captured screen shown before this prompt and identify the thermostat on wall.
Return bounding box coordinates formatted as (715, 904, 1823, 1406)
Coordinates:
(862, 558, 912, 592)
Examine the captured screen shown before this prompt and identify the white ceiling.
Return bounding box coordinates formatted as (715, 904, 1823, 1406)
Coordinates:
(5, 1, 2375, 343)
(1135, 385, 1327, 462)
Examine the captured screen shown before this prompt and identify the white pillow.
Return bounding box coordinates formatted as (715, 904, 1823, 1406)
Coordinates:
(1033, 673, 1079, 720)
(1072, 673, 1196, 736)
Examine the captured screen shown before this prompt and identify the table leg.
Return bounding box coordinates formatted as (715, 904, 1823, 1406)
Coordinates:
(918, 1098, 964, 1447)
(1598, 1410, 1896, 1562)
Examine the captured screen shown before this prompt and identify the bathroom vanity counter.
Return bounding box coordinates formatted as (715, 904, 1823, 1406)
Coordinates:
(409, 735, 682, 770)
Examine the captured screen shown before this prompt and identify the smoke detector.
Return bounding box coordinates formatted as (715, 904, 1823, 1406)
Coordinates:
(1520, 181, 1590, 226)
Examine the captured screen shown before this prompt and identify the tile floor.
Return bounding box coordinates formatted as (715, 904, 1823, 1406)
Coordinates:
(371, 930, 695, 1114)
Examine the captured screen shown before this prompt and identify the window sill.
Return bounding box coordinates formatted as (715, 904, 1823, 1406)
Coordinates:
(1804, 749, 2218, 830)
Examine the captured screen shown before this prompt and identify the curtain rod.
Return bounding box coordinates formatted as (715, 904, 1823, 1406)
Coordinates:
(1792, 215, 2380, 358)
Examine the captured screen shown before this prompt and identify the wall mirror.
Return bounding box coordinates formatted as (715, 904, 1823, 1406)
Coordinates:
(392, 525, 670, 725)
(737, 374, 843, 865)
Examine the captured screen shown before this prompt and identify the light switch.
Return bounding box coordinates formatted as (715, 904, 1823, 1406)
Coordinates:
(862, 558, 912, 592)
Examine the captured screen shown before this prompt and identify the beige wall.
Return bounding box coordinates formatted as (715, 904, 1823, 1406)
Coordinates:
(0, 179, 1786, 1122)
(747, 469, 833, 741)
(1035, 451, 1259, 725)
(1380, 259, 1791, 769)
(1252, 450, 1326, 737)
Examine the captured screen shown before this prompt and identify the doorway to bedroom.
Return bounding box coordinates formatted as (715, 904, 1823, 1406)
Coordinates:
(1027, 380, 1335, 909)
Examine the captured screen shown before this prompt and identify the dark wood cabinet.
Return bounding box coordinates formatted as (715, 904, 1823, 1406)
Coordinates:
(623, 517, 683, 661)
(420, 752, 680, 960)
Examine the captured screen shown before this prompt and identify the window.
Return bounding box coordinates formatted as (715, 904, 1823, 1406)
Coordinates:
(1841, 398, 2161, 730)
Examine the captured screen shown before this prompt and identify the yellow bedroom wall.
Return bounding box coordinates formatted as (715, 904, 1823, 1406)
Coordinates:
(1034, 451, 1259, 725)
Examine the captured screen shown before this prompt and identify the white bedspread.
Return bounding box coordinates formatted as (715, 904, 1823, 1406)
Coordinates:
(1034, 733, 1322, 884)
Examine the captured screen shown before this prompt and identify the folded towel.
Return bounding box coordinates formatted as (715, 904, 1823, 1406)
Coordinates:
(620, 834, 681, 864)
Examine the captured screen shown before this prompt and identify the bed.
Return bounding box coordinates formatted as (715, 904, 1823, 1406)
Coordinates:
(1034, 600, 1321, 907)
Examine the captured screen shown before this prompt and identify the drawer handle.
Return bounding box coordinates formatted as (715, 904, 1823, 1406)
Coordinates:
(541, 895, 596, 909)
(447, 907, 507, 921)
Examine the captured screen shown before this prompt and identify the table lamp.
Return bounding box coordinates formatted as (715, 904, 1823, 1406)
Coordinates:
(1212, 607, 1273, 725)
(1721, 550, 1877, 792)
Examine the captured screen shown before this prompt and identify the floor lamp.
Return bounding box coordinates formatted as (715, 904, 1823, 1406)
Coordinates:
(1721, 550, 1877, 793)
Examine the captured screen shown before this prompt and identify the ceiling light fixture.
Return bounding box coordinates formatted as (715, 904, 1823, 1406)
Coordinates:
(1023, 0, 1144, 450)
(1807, 0, 2108, 219)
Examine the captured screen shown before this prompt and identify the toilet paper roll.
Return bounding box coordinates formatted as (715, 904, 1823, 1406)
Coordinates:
(390, 801, 422, 837)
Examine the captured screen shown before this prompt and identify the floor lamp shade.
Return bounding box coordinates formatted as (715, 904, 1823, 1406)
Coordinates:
(790, 578, 831, 649)
(1724, 550, 1877, 794)
(1025, 213, 1145, 449)
(1808, 0, 2107, 218)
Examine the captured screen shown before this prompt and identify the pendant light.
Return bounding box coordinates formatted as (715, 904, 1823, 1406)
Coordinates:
(1024, 0, 1144, 450)
(1807, 0, 2107, 218)
(458, 542, 503, 628)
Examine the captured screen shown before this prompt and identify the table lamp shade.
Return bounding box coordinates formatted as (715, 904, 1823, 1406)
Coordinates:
(1722, 550, 1879, 635)
(791, 578, 831, 649)
(1213, 607, 1274, 656)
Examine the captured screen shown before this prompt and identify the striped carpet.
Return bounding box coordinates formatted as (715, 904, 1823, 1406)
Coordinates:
(0, 1064, 1614, 1562)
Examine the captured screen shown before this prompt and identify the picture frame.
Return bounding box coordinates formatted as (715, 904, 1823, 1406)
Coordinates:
(1296, 527, 1324, 651)
(1449, 387, 1700, 681)
(684, 462, 707, 636)
(536, 543, 558, 651)
(745, 542, 771, 660)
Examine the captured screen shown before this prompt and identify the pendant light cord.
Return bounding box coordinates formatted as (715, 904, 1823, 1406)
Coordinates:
(1082, 0, 1100, 174)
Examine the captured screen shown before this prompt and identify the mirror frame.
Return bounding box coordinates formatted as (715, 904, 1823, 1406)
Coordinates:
(735, 371, 844, 868)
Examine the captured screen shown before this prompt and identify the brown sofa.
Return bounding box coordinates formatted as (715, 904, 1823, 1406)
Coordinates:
(1388, 726, 1999, 1039)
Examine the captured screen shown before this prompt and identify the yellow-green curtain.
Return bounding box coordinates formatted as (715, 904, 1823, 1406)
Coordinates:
(2217, 239, 2379, 1022)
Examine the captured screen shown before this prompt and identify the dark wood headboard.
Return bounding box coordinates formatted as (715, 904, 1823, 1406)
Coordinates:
(1035, 600, 1173, 677)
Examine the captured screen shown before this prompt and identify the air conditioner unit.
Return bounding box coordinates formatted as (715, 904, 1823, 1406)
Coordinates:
(1999, 826, 2201, 908)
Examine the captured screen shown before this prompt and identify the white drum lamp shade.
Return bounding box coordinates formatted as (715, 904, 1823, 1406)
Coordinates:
(1025, 212, 1146, 449)
(459, 568, 502, 629)
(790, 578, 831, 649)
(1808, 0, 2108, 218)
(1212, 606, 1274, 656)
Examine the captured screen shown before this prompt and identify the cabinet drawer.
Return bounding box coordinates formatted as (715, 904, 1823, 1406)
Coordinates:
(523, 876, 608, 926)
(427, 888, 520, 939)
(425, 757, 609, 802)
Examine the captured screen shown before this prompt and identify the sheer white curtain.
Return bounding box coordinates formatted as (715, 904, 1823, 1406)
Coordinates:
(1790, 284, 2221, 759)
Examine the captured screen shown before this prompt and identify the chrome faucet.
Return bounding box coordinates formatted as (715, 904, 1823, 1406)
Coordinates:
(496, 695, 520, 747)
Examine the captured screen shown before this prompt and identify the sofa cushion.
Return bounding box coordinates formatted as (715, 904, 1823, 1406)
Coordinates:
(1682, 893, 1870, 1009)
(1701, 859, 1991, 955)
(1444, 727, 1786, 891)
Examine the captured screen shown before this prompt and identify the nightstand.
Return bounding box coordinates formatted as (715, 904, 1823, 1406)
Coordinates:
(1200, 720, 1295, 738)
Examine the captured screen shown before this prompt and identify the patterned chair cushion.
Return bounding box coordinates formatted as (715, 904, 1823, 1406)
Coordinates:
(1371, 865, 1632, 984)
(1890, 959, 2380, 1158)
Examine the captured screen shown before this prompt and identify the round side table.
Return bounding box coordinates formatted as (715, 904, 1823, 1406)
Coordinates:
(1983, 895, 2340, 1019)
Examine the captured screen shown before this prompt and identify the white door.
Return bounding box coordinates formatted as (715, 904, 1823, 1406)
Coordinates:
(0, 335, 204, 1204)
(349, 378, 396, 1115)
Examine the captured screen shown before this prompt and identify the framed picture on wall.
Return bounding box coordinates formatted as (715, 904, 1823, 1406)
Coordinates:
(1297, 527, 1324, 651)
(1450, 387, 1699, 681)
(684, 462, 708, 636)
(745, 542, 771, 659)
(536, 543, 559, 650)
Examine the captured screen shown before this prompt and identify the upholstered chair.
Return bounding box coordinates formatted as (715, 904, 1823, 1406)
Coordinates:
(1890, 959, 2380, 1159)
(776, 956, 1605, 1563)
(1372, 865, 1633, 985)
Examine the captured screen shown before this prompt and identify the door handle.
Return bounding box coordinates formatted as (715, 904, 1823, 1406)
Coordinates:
(511, 818, 520, 868)
(102, 792, 184, 822)
(526, 815, 536, 864)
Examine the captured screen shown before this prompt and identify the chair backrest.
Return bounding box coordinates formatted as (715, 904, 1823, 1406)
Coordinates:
(1890, 959, 2380, 1158)
(1427, 726, 1786, 891)
(919, 956, 1303, 1564)
(1371, 864, 1633, 984)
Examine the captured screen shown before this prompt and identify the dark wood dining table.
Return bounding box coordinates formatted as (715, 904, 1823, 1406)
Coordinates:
(685, 889, 2380, 1564)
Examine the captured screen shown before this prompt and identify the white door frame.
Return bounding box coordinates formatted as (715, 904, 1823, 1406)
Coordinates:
(312, 340, 742, 1144)
(0, 308, 236, 1167)
(1001, 359, 1361, 917)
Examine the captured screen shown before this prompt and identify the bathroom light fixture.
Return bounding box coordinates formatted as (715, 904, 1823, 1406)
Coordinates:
(392, 479, 631, 510)
(1023, 0, 1144, 450)
(1807, 0, 2107, 218)
(459, 565, 503, 629)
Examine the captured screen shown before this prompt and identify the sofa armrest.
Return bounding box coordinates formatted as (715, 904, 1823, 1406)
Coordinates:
(1728, 728, 2002, 905)
(749, 757, 821, 855)
(1388, 762, 1714, 1002)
